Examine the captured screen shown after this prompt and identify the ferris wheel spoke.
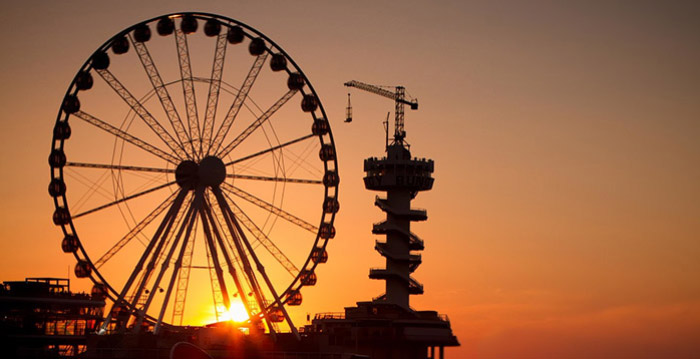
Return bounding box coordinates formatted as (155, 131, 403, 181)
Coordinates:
(66, 162, 174, 174)
(224, 194, 298, 277)
(66, 168, 113, 210)
(211, 186, 277, 332)
(72, 110, 180, 164)
(224, 133, 315, 167)
(94, 68, 188, 159)
(227, 173, 321, 185)
(99, 189, 188, 333)
(221, 182, 318, 233)
(209, 52, 269, 155)
(129, 35, 193, 156)
(217, 89, 298, 159)
(201, 32, 228, 157)
(71, 181, 176, 220)
(94, 191, 179, 269)
(174, 29, 201, 156)
(283, 139, 324, 178)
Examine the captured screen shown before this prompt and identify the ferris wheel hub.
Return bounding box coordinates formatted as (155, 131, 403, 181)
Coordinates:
(175, 160, 198, 190)
(198, 156, 226, 187)
(175, 156, 226, 190)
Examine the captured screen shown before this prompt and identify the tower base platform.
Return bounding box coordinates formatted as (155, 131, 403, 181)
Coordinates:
(82, 302, 458, 359)
(305, 301, 459, 359)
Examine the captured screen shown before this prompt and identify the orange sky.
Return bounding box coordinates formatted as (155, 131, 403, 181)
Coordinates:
(1, 1, 699, 358)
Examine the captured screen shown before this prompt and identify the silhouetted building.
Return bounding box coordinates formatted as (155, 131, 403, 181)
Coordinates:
(0, 278, 105, 358)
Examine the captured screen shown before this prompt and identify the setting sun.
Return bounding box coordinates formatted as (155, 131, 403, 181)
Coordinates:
(223, 302, 250, 323)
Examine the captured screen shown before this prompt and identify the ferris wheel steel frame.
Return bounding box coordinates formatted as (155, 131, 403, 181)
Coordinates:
(48, 12, 339, 337)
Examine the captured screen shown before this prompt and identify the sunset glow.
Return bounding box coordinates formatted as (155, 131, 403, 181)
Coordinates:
(224, 302, 250, 323)
(1, 1, 699, 358)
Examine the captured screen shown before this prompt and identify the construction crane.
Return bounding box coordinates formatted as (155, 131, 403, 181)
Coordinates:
(344, 80, 418, 147)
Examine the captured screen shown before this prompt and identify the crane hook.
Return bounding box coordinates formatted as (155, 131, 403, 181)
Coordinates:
(345, 93, 352, 123)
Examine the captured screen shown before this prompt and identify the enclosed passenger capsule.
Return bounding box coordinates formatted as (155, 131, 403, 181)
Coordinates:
(111, 36, 129, 54)
(91, 283, 107, 300)
(91, 51, 110, 70)
(270, 53, 287, 71)
(204, 19, 221, 36)
(157, 17, 175, 36)
(323, 197, 340, 214)
(53, 207, 70, 225)
(287, 72, 305, 91)
(319, 222, 336, 239)
(301, 94, 318, 112)
(249, 37, 266, 55)
(75, 71, 93, 91)
(319, 144, 335, 161)
(268, 307, 284, 322)
(74, 260, 92, 278)
(181, 15, 198, 34)
(287, 291, 302, 306)
(227, 26, 245, 44)
(49, 149, 66, 168)
(300, 270, 317, 286)
(133, 24, 151, 42)
(311, 248, 328, 264)
(61, 235, 79, 253)
(62, 94, 80, 114)
(323, 171, 340, 187)
(48, 178, 66, 197)
(312, 118, 329, 135)
(53, 121, 71, 140)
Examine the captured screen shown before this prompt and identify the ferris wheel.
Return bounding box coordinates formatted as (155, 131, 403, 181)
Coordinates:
(48, 12, 339, 336)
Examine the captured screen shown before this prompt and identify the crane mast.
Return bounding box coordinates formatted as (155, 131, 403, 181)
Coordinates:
(344, 80, 418, 147)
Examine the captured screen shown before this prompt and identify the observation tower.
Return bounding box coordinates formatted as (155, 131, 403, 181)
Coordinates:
(305, 81, 458, 359)
(365, 140, 433, 308)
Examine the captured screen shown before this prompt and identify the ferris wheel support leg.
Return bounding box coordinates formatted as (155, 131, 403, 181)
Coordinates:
(98, 190, 188, 334)
(211, 186, 277, 337)
(198, 200, 233, 312)
(207, 201, 264, 318)
(153, 188, 205, 334)
(135, 192, 199, 333)
(127, 191, 190, 322)
(201, 203, 253, 316)
(227, 201, 300, 340)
